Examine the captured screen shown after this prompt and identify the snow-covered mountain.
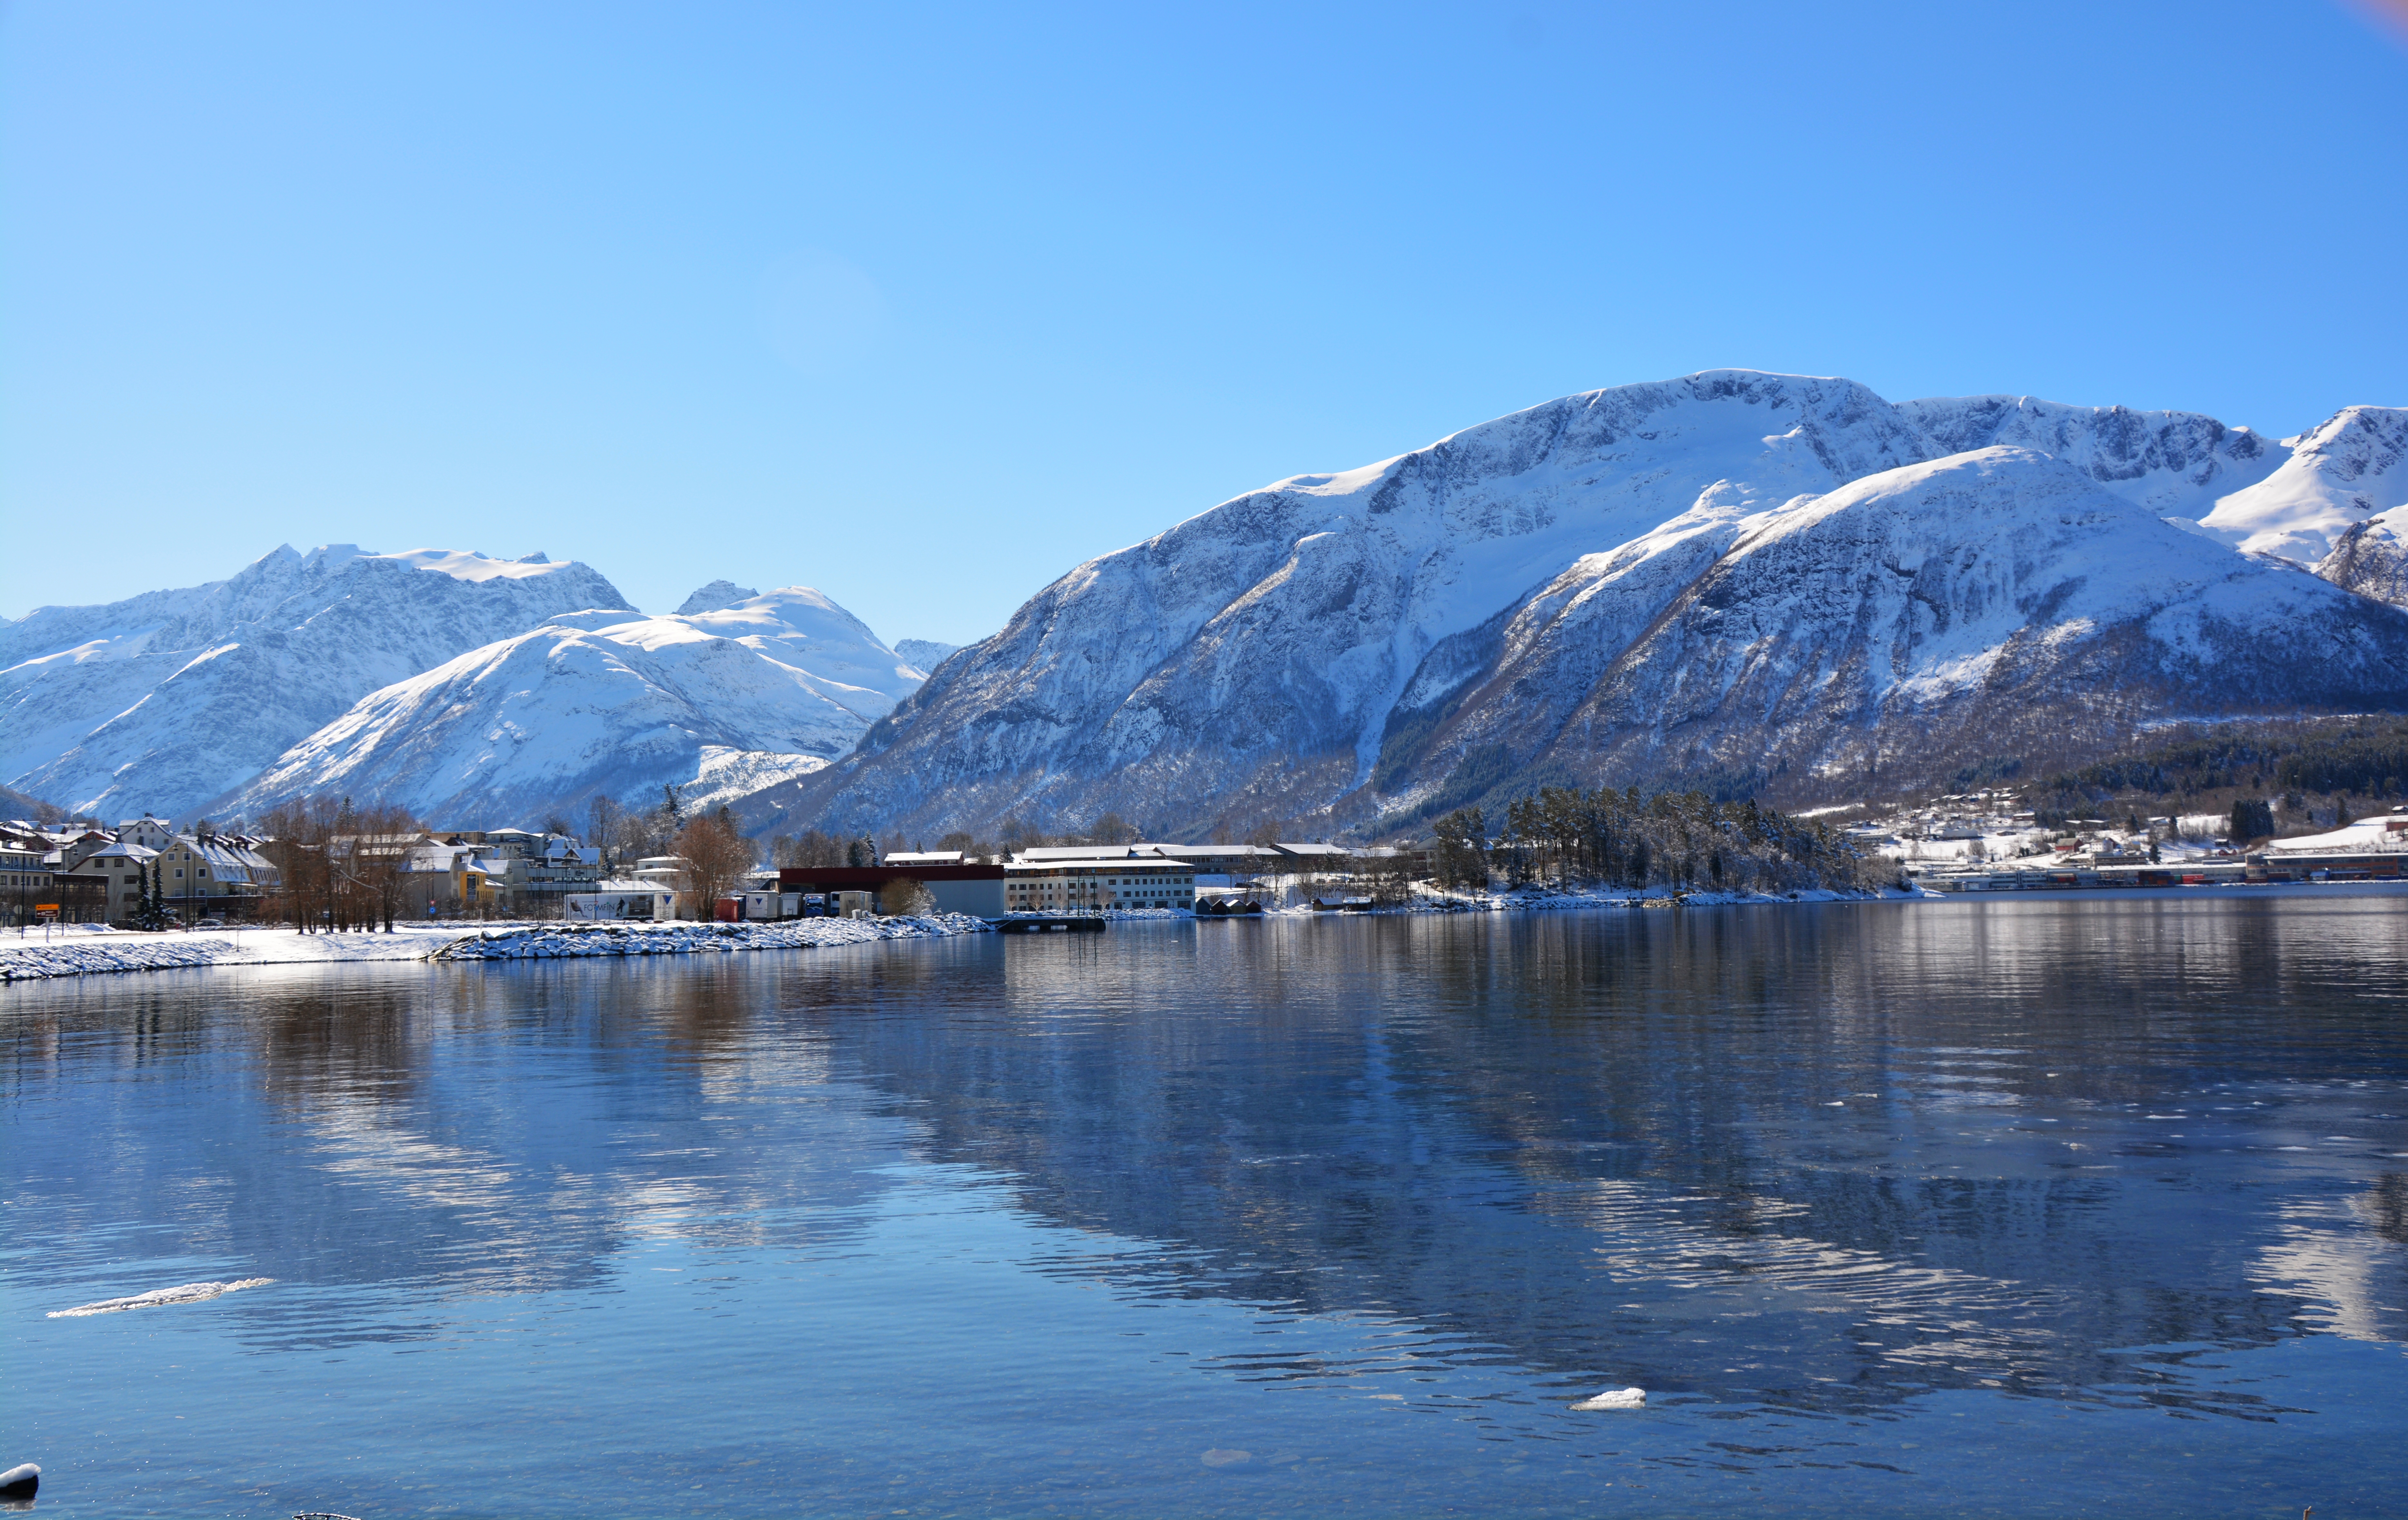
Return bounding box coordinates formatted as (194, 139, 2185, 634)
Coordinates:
(743, 372, 2408, 840)
(226, 587, 923, 827)
(677, 580, 760, 616)
(893, 638, 962, 671)
(2, 545, 627, 820)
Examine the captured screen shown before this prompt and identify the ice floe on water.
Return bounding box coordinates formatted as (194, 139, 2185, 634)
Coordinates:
(49, 1278, 275, 1318)
(1569, 1387, 1648, 1411)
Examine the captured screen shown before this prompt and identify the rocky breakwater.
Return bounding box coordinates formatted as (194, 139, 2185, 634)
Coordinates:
(428, 916, 992, 961)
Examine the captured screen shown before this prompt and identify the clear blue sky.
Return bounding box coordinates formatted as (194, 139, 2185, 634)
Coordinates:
(5, 1, 2404, 644)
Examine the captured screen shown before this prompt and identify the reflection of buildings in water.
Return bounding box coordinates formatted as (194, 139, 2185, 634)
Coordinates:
(6, 960, 911, 1343)
(2252, 1178, 2408, 1345)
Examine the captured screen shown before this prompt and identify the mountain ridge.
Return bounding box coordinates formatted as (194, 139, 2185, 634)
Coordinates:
(740, 372, 2408, 840)
(3, 545, 628, 820)
(222, 586, 923, 827)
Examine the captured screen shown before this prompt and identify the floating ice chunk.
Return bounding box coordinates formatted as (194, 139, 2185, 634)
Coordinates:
(47, 1278, 274, 1318)
(1571, 1386, 1647, 1411)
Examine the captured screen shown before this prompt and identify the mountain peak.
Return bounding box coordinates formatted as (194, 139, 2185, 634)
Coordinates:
(677, 580, 761, 616)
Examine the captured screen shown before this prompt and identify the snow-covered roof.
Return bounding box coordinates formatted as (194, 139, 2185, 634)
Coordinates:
(75, 841, 158, 864)
(2263, 816, 2408, 854)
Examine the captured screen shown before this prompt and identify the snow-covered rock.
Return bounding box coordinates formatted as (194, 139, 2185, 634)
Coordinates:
(2316, 505, 2408, 609)
(426, 914, 989, 962)
(1, 545, 628, 820)
(746, 373, 2408, 840)
(226, 587, 919, 827)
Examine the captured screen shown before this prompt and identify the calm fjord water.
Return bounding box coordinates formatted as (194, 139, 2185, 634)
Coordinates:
(5, 897, 2406, 1518)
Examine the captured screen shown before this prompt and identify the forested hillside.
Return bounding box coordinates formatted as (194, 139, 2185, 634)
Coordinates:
(1427, 787, 1887, 895)
(2037, 717, 2408, 813)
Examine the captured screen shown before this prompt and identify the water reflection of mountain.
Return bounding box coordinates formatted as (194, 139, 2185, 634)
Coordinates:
(7, 902, 2400, 1409)
(820, 904, 2408, 1418)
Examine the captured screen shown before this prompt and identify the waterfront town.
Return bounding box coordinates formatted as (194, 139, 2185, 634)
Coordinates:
(4, 793, 2402, 933)
(0, 807, 1430, 930)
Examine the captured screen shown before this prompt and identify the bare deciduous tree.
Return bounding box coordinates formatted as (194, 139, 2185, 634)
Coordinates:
(775, 829, 847, 868)
(672, 807, 755, 919)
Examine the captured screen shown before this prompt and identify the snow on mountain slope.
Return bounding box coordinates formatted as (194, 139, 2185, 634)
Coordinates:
(1, 545, 627, 820)
(1393, 449, 2408, 809)
(2319, 506, 2408, 609)
(745, 371, 1950, 839)
(2197, 407, 2408, 562)
(227, 587, 916, 827)
(1899, 395, 2408, 565)
(741, 373, 2408, 842)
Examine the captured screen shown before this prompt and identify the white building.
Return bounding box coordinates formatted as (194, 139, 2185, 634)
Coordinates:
(1004, 855, 1195, 913)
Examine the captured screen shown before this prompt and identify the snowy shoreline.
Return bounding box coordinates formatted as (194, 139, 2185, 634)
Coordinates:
(10, 881, 2389, 984)
(0, 914, 991, 983)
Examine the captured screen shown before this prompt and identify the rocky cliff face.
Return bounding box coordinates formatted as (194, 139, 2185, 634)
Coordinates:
(743, 374, 2408, 840)
(2, 546, 628, 820)
(2319, 507, 2408, 609)
(1892, 395, 2282, 516)
(226, 587, 921, 828)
